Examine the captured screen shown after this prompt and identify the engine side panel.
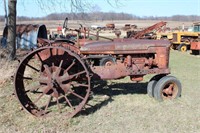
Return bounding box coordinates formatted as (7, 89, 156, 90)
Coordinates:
(82, 39, 170, 80)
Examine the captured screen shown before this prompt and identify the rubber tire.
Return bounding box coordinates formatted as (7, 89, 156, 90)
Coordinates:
(154, 76, 182, 102)
(178, 44, 187, 52)
(147, 74, 166, 97)
(99, 57, 115, 66)
(192, 50, 200, 55)
(147, 80, 157, 97)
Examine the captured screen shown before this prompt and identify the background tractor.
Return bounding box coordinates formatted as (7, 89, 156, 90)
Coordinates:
(171, 22, 200, 52)
(190, 34, 200, 55)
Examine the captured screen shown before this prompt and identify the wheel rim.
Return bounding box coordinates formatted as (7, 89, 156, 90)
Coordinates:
(105, 61, 114, 66)
(14, 46, 91, 118)
(161, 82, 178, 100)
(100, 57, 115, 66)
(181, 45, 187, 52)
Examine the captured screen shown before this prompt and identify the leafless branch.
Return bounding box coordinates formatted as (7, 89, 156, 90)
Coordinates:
(106, 0, 122, 8)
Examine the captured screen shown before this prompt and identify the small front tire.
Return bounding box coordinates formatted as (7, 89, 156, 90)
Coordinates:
(147, 74, 166, 97)
(178, 44, 187, 52)
(154, 76, 182, 101)
(147, 80, 157, 97)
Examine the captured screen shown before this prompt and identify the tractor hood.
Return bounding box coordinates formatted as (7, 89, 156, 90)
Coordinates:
(80, 39, 170, 54)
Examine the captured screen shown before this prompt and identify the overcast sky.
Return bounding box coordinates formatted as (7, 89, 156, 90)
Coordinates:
(0, 0, 199, 17)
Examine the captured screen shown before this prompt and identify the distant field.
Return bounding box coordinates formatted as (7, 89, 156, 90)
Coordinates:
(0, 20, 195, 42)
(0, 49, 199, 132)
(0, 20, 195, 36)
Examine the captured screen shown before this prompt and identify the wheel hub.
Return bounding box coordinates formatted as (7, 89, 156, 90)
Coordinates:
(181, 46, 187, 52)
(105, 61, 113, 66)
(40, 65, 71, 98)
(162, 83, 178, 99)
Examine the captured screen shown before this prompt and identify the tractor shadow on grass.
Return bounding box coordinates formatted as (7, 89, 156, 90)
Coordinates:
(77, 80, 148, 117)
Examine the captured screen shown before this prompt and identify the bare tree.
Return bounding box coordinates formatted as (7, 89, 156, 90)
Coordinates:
(6, 0, 119, 60)
(7, 0, 17, 60)
(3, 0, 8, 26)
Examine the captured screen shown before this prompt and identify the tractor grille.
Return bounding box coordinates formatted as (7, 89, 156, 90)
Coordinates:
(172, 33, 177, 42)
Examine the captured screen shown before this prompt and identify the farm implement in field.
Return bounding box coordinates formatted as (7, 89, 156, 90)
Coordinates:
(14, 26, 182, 118)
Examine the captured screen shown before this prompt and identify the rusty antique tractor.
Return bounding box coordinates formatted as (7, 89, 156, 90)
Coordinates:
(14, 35, 182, 118)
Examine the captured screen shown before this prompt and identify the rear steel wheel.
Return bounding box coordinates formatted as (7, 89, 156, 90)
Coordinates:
(14, 46, 91, 118)
(153, 76, 181, 101)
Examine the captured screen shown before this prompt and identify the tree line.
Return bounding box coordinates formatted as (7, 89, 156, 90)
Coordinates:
(0, 12, 200, 22)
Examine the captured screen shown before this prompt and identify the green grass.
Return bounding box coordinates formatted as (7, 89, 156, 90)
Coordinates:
(0, 50, 199, 133)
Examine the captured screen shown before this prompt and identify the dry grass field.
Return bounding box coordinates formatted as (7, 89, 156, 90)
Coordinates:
(0, 49, 199, 133)
(0, 20, 199, 133)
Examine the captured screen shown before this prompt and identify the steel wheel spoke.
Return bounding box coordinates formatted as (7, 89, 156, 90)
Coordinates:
(66, 60, 75, 72)
(18, 73, 37, 81)
(71, 82, 89, 87)
(26, 63, 40, 72)
(50, 48, 53, 56)
(56, 97, 62, 113)
(52, 63, 55, 68)
(23, 77, 35, 80)
(38, 77, 49, 84)
(33, 93, 45, 104)
(33, 86, 51, 104)
(44, 96, 52, 113)
(36, 52, 43, 63)
(22, 77, 40, 82)
(25, 84, 41, 93)
(22, 61, 40, 72)
(44, 65, 52, 76)
(69, 70, 86, 79)
(69, 90, 84, 100)
(56, 48, 59, 55)
(63, 95, 74, 110)
(52, 88, 59, 98)
(55, 60, 63, 77)
(60, 70, 86, 82)
(59, 60, 63, 68)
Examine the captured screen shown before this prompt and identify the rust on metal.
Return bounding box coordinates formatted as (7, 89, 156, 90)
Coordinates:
(2, 24, 47, 49)
(80, 39, 170, 80)
(14, 23, 181, 118)
(15, 46, 90, 117)
(80, 39, 170, 54)
(128, 21, 167, 39)
(162, 83, 178, 100)
(191, 41, 200, 55)
(191, 42, 200, 50)
(106, 23, 115, 30)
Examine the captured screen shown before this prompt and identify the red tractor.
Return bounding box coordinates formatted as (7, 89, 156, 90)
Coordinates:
(191, 41, 200, 55)
(14, 32, 181, 118)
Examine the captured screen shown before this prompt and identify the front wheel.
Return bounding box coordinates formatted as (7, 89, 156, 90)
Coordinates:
(153, 76, 182, 101)
(178, 44, 187, 52)
(147, 80, 157, 97)
(147, 74, 166, 97)
(191, 50, 200, 55)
